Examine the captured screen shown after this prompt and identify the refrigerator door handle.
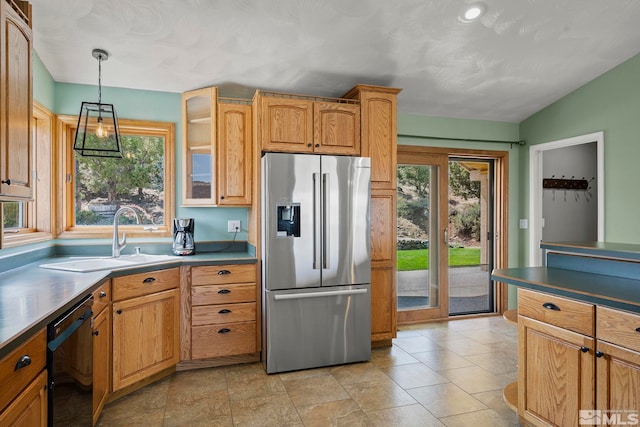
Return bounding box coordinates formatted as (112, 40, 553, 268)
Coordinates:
(274, 288, 368, 300)
(322, 172, 329, 270)
(313, 172, 322, 270)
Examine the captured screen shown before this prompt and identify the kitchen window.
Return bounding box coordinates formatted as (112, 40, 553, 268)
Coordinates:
(57, 116, 175, 238)
(1, 102, 54, 247)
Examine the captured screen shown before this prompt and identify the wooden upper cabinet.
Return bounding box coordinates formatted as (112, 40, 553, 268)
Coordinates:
(343, 85, 401, 190)
(182, 87, 252, 206)
(313, 102, 360, 155)
(182, 87, 217, 205)
(260, 96, 314, 153)
(259, 93, 360, 155)
(0, 0, 33, 201)
(217, 101, 252, 206)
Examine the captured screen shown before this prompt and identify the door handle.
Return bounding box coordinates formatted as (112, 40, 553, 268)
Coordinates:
(322, 172, 329, 270)
(274, 288, 368, 300)
(312, 172, 321, 270)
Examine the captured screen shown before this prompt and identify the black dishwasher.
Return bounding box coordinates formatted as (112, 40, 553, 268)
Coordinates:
(47, 294, 94, 426)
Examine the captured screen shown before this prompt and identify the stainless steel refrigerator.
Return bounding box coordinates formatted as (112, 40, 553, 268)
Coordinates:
(261, 152, 371, 374)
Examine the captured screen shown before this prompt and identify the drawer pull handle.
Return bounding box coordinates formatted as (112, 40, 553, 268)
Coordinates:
(580, 346, 589, 353)
(218, 328, 231, 334)
(219, 309, 232, 314)
(99, 291, 107, 298)
(218, 289, 231, 294)
(217, 270, 231, 275)
(595, 351, 605, 358)
(542, 302, 560, 311)
(14, 355, 31, 371)
(143, 277, 156, 283)
(635, 327, 640, 333)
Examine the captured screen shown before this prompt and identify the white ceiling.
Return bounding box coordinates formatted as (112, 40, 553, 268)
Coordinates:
(30, 0, 640, 122)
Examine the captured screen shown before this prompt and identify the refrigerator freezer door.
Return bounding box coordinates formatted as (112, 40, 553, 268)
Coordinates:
(264, 285, 371, 374)
(320, 156, 371, 287)
(262, 153, 321, 290)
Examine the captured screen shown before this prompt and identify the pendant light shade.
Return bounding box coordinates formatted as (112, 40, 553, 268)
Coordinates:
(73, 49, 123, 158)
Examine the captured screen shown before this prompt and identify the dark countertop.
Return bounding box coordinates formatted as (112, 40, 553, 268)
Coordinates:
(492, 266, 640, 314)
(0, 252, 256, 359)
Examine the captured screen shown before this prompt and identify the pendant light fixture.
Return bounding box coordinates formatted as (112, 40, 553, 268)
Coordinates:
(73, 48, 123, 158)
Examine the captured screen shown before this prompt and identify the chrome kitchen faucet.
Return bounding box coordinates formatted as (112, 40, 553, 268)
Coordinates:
(112, 206, 141, 257)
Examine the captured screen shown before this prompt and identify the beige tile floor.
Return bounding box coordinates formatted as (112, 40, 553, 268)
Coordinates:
(97, 316, 522, 426)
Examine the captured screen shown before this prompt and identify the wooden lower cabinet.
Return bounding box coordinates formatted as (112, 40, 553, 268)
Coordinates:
(92, 300, 110, 425)
(518, 315, 594, 426)
(112, 288, 180, 391)
(518, 289, 640, 426)
(370, 266, 396, 342)
(0, 370, 47, 427)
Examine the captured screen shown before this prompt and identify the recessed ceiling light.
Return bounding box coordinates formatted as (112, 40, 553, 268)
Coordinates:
(459, 2, 487, 23)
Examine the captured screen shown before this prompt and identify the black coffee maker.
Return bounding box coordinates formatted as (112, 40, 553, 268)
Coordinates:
(172, 218, 195, 255)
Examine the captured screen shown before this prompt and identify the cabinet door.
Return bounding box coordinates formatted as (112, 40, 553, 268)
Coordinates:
(359, 91, 397, 190)
(313, 102, 360, 155)
(596, 341, 640, 420)
(112, 288, 180, 390)
(0, 4, 33, 200)
(0, 370, 47, 427)
(370, 266, 396, 342)
(217, 102, 252, 205)
(182, 87, 217, 205)
(92, 306, 110, 425)
(260, 97, 313, 153)
(518, 316, 595, 427)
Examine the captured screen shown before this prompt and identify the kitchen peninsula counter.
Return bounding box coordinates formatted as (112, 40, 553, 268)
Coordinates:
(0, 251, 256, 359)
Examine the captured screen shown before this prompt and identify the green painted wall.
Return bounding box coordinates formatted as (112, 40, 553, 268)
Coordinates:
(519, 53, 640, 264)
(32, 51, 55, 111)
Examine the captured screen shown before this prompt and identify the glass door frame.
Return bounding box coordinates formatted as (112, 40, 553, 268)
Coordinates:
(397, 145, 510, 324)
(397, 150, 450, 322)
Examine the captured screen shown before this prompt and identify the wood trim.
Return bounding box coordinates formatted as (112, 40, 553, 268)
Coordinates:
(180, 265, 191, 361)
(56, 116, 176, 238)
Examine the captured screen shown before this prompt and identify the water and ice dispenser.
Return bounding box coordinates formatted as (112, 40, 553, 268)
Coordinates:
(276, 204, 300, 237)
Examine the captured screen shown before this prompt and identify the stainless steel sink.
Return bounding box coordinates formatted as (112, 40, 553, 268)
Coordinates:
(39, 254, 175, 272)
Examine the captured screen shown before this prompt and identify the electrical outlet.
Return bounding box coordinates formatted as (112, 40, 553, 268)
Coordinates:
(227, 220, 241, 233)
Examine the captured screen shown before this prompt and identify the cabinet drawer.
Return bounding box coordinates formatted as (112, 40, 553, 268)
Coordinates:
(192, 302, 256, 326)
(518, 288, 594, 336)
(192, 264, 256, 286)
(597, 306, 640, 353)
(192, 322, 256, 359)
(0, 329, 46, 413)
(112, 268, 179, 301)
(192, 283, 256, 305)
(92, 280, 111, 315)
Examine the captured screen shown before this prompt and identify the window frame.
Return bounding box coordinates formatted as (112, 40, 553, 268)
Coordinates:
(2, 101, 55, 247)
(57, 115, 176, 239)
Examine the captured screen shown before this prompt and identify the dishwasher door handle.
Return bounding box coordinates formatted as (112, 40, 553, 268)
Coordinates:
(274, 288, 367, 301)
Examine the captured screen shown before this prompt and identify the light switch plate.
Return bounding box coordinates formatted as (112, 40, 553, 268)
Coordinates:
(228, 220, 241, 232)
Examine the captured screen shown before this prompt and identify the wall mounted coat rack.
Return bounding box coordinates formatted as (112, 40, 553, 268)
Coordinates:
(543, 176, 589, 190)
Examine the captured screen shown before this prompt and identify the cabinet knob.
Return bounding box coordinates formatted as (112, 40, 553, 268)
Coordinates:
(595, 351, 605, 358)
(307, 143, 312, 147)
(218, 289, 231, 294)
(218, 309, 232, 314)
(218, 328, 231, 334)
(542, 302, 561, 311)
(93, 330, 100, 336)
(635, 327, 640, 333)
(580, 346, 589, 353)
(217, 270, 231, 275)
(14, 355, 31, 371)
(315, 144, 319, 148)
(143, 277, 156, 283)
(116, 309, 123, 315)
(99, 291, 107, 298)
(1, 179, 11, 185)
(220, 196, 225, 199)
